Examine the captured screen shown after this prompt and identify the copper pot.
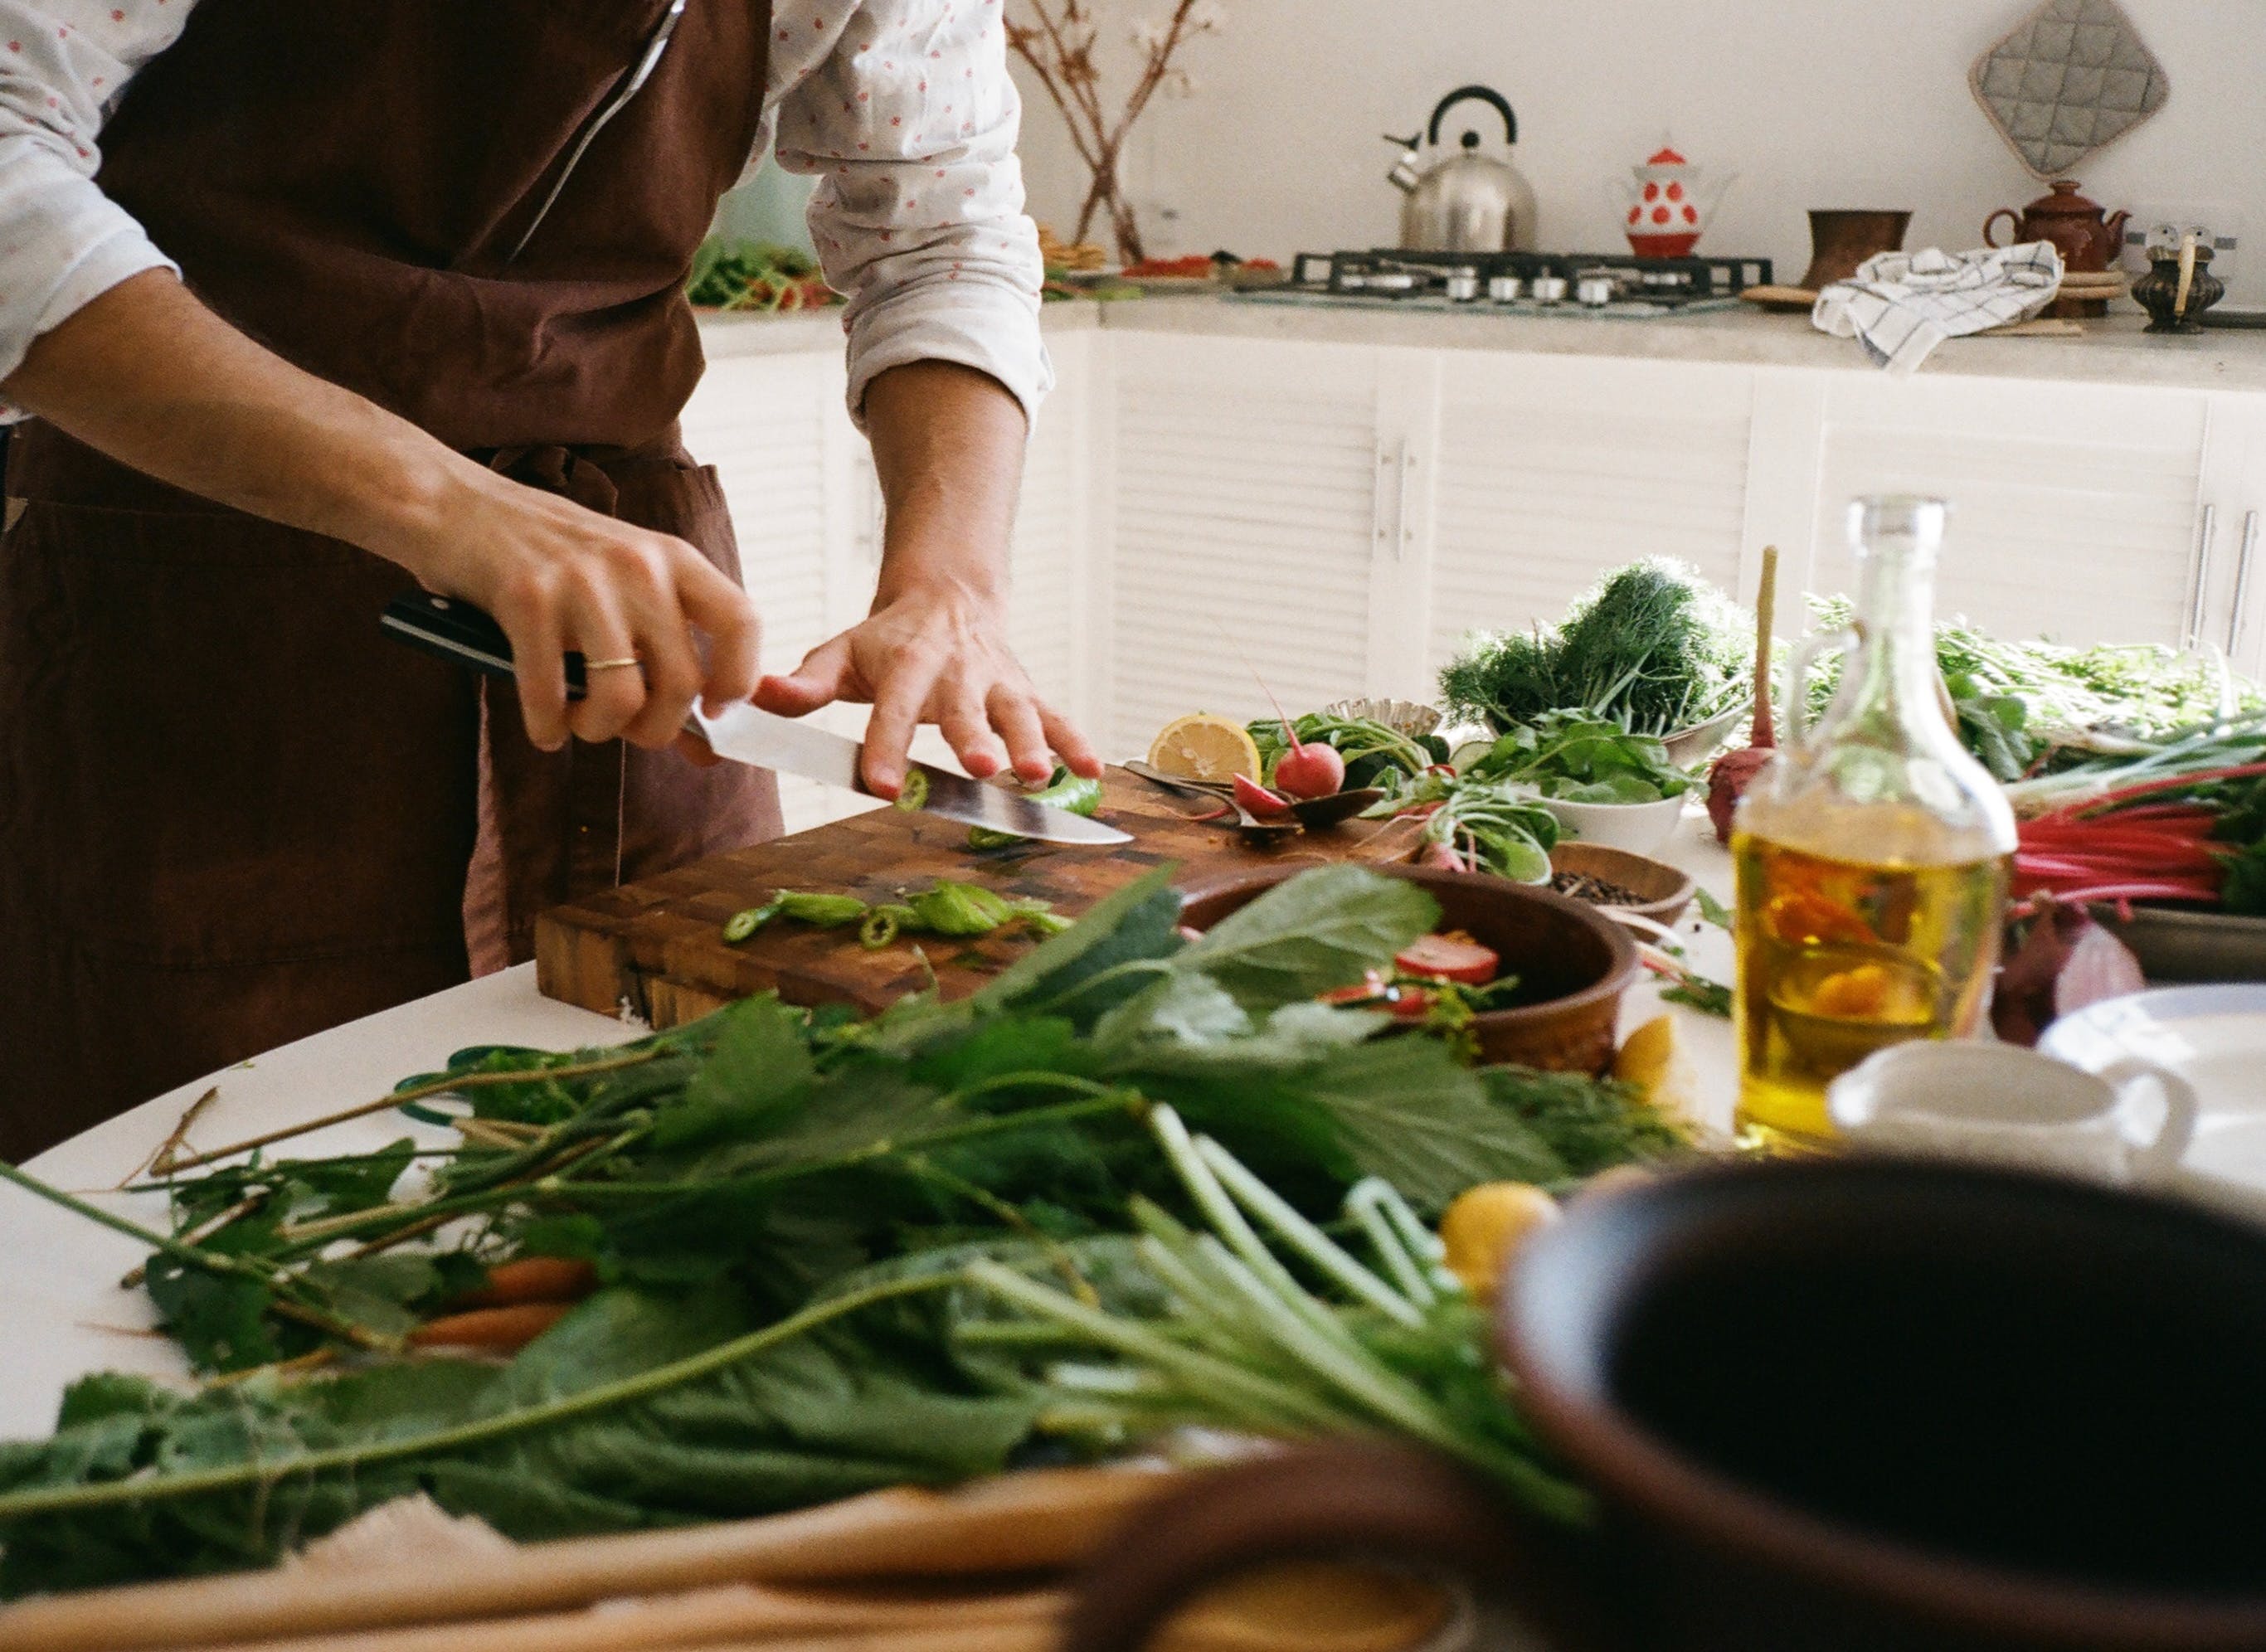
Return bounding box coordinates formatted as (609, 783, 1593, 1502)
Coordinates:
(1066, 1160, 2266, 1651)
(1984, 179, 2132, 274)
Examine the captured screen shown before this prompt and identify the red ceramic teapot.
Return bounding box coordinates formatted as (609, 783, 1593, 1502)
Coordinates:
(1984, 180, 2132, 273)
(1066, 1159, 2266, 1652)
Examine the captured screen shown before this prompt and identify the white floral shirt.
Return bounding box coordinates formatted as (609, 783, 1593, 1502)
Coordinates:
(0, 0, 1050, 425)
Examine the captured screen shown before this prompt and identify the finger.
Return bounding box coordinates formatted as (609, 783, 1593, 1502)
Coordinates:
(673, 552, 764, 712)
(753, 634, 854, 717)
(1038, 702, 1105, 779)
(561, 588, 646, 746)
(496, 590, 571, 753)
(940, 684, 1008, 780)
(620, 588, 707, 752)
(988, 686, 1055, 784)
(861, 658, 941, 799)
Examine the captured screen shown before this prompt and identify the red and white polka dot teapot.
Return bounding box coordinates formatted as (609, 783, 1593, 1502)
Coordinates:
(1619, 143, 1736, 259)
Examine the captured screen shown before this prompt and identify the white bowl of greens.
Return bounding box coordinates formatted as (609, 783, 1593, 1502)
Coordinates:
(1459, 712, 1695, 858)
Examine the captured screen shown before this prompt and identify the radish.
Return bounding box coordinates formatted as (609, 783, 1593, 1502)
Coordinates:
(1394, 933, 1500, 985)
(1233, 773, 1296, 818)
(1707, 544, 1779, 844)
(1273, 738, 1346, 800)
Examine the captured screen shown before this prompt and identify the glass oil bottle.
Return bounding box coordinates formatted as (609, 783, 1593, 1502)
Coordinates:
(1731, 497, 2016, 1149)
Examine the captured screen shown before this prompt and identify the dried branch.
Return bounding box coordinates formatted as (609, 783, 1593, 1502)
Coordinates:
(1008, 0, 1225, 263)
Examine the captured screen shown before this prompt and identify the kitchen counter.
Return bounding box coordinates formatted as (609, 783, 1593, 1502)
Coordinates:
(697, 293, 2266, 396)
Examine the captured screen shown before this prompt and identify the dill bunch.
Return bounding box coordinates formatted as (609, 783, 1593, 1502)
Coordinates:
(1439, 560, 1752, 737)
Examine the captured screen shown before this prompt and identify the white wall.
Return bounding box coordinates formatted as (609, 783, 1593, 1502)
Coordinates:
(1011, 0, 2266, 306)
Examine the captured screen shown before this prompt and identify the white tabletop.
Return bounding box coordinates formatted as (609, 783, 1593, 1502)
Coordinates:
(0, 825, 1738, 1441)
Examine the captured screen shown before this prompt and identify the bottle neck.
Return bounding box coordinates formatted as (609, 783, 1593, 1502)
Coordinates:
(1837, 536, 1945, 735)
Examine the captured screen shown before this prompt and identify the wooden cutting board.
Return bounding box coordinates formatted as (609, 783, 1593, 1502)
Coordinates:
(535, 769, 1407, 1028)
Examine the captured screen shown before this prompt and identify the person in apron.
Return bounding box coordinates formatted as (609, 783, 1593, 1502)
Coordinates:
(0, 0, 1095, 1160)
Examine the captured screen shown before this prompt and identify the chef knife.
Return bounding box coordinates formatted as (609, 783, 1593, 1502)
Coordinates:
(379, 592, 1130, 847)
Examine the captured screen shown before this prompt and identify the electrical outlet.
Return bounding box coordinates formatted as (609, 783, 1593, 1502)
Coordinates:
(2120, 199, 2245, 289)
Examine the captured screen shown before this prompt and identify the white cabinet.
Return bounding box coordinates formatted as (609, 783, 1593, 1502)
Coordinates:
(1783, 374, 2218, 648)
(1101, 333, 1404, 756)
(1420, 353, 1760, 691)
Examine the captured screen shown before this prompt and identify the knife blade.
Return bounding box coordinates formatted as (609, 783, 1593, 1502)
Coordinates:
(379, 592, 1130, 847)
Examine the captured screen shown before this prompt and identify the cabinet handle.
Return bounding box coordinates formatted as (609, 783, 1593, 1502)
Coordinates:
(2185, 503, 2218, 652)
(2230, 509, 2261, 657)
(1373, 442, 1394, 554)
(1397, 445, 1417, 561)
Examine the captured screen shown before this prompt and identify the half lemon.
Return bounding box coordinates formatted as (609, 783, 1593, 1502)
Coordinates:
(1148, 712, 1263, 784)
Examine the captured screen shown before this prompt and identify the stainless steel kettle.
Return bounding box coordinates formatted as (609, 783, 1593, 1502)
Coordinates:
(1386, 85, 1537, 254)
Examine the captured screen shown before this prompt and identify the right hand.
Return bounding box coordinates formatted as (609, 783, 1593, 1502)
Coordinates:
(392, 465, 762, 753)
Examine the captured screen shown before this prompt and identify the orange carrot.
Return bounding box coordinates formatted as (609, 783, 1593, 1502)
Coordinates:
(408, 1302, 575, 1352)
(451, 1256, 599, 1309)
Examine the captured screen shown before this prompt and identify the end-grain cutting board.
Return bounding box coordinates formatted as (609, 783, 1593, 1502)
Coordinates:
(536, 769, 1406, 1028)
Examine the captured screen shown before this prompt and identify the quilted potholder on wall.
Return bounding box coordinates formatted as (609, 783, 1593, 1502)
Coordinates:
(1971, 0, 2169, 179)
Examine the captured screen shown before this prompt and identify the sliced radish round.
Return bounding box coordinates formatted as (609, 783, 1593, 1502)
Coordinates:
(1233, 773, 1295, 818)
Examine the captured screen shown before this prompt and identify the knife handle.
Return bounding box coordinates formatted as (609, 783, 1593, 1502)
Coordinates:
(381, 593, 589, 701)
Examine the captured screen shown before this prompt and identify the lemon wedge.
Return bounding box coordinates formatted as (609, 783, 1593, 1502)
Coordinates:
(1148, 712, 1263, 784)
(1613, 1013, 1703, 1125)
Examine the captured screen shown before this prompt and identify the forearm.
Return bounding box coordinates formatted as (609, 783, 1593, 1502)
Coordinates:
(2, 269, 484, 572)
(861, 358, 1027, 610)
(3, 270, 763, 754)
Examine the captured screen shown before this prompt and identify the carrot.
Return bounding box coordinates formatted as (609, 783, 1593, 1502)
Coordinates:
(408, 1302, 576, 1352)
(450, 1256, 598, 1309)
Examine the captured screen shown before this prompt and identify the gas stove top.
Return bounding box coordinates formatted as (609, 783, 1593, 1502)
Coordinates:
(1242, 249, 1775, 318)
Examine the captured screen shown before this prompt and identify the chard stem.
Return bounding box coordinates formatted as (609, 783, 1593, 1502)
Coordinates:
(1195, 1139, 1420, 1327)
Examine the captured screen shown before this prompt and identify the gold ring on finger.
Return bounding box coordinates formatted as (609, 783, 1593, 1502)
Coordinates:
(583, 656, 642, 673)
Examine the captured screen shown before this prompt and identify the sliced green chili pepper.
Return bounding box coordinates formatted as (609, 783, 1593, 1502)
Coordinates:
(894, 770, 930, 811)
(722, 898, 784, 944)
(966, 767, 1106, 849)
(858, 906, 907, 950)
(774, 892, 870, 928)
(907, 879, 1017, 936)
(1022, 911, 1073, 936)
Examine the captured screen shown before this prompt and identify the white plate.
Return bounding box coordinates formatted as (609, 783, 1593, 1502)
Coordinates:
(2040, 987, 2266, 1214)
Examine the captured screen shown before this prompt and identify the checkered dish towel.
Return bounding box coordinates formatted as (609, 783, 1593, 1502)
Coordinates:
(1811, 243, 2063, 374)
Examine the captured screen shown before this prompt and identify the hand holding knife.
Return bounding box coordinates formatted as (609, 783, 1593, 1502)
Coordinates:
(381, 593, 1128, 847)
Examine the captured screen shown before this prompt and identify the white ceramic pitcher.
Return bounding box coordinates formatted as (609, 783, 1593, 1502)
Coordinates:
(1828, 1041, 2199, 1188)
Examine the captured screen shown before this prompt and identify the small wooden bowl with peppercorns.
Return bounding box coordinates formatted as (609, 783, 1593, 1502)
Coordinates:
(1548, 842, 1697, 927)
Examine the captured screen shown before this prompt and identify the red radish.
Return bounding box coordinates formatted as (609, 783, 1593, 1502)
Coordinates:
(1707, 543, 1779, 844)
(1418, 839, 1469, 872)
(1176, 925, 1207, 945)
(1273, 739, 1346, 800)
(1233, 773, 1295, 818)
(1393, 932, 1500, 985)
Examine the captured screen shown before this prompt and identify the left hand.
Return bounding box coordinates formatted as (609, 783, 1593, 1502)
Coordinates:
(746, 583, 1102, 798)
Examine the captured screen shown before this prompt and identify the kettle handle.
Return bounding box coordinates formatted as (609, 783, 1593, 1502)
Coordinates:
(1060, 1441, 1615, 1652)
(1982, 207, 2020, 249)
(1427, 84, 1517, 148)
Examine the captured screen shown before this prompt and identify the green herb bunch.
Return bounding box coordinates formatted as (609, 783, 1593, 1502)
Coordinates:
(1462, 711, 1694, 805)
(0, 867, 1685, 1595)
(1440, 560, 1753, 738)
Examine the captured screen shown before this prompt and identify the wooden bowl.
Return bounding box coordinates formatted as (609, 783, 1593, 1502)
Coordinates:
(1174, 864, 1640, 1074)
(1549, 842, 1698, 926)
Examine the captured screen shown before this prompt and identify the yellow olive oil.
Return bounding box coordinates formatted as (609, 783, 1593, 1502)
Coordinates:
(1733, 833, 2008, 1149)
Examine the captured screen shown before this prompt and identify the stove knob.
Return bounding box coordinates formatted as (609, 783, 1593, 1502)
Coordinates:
(1576, 272, 1617, 307)
(1529, 274, 1568, 305)
(1487, 275, 1523, 302)
(1445, 267, 1481, 302)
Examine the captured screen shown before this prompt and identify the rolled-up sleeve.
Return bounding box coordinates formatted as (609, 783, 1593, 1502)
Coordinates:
(771, 0, 1051, 430)
(0, 1, 191, 395)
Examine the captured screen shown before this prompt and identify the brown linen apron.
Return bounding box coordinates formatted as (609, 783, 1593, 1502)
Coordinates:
(0, 0, 782, 1160)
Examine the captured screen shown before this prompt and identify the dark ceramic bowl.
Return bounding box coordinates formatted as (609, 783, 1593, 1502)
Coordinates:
(1174, 863, 1640, 1073)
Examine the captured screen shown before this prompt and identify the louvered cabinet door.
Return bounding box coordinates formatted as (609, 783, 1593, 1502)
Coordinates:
(1106, 333, 1389, 758)
(1809, 377, 2214, 645)
(681, 352, 843, 833)
(1424, 354, 1758, 688)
